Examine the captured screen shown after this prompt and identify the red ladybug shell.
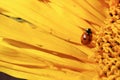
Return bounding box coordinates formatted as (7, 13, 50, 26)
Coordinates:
(81, 31, 92, 45)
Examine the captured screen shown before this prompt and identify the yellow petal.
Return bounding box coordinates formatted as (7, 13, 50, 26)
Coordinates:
(0, 0, 107, 80)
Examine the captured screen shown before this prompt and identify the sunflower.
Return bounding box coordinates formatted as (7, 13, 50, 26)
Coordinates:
(0, 0, 119, 80)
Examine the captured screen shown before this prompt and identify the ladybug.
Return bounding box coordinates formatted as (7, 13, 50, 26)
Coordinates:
(81, 28, 92, 45)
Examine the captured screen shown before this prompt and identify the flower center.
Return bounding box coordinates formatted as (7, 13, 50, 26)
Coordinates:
(94, 0, 120, 80)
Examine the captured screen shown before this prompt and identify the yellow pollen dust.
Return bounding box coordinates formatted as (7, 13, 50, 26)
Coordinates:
(94, 0, 120, 80)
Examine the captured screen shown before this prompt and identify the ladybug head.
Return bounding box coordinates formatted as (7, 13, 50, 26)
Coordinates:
(86, 28, 92, 34)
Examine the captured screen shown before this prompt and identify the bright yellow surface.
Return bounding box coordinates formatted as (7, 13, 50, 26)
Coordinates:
(0, 0, 107, 80)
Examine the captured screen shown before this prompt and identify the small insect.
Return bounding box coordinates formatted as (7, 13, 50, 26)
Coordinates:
(81, 28, 92, 45)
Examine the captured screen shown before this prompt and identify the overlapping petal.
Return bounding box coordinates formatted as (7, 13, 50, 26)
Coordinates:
(0, 0, 107, 80)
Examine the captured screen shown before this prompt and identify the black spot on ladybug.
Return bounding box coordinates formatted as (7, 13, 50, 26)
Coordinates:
(81, 28, 92, 45)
